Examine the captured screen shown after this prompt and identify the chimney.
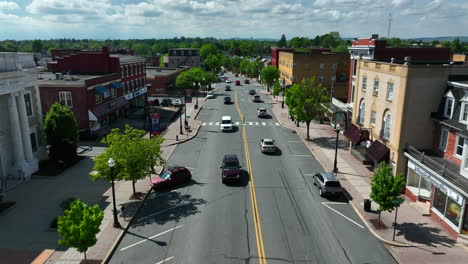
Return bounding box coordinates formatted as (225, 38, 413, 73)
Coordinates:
(103, 46, 110, 56)
(404, 56, 412, 65)
(371, 34, 379, 40)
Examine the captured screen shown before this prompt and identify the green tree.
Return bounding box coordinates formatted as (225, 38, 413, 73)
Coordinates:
(285, 77, 329, 141)
(32, 40, 43, 53)
(200, 43, 218, 58)
(370, 162, 406, 220)
(277, 34, 287, 47)
(261, 66, 280, 92)
(132, 43, 151, 56)
(250, 58, 264, 80)
(159, 53, 168, 67)
(239, 59, 251, 76)
(451, 38, 465, 53)
(332, 44, 348, 52)
(239, 41, 254, 56)
(204, 54, 221, 72)
(44, 102, 79, 146)
(91, 125, 165, 196)
(230, 57, 242, 72)
(57, 199, 104, 263)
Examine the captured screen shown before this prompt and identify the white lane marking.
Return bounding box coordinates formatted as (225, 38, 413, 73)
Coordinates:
(185, 167, 197, 170)
(248, 122, 253, 125)
(294, 154, 313, 157)
(302, 174, 316, 176)
(215, 122, 220, 125)
(275, 122, 280, 126)
(288, 141, 302, 142)
(138, 205, 184, 222)
(241, 99, 245, 102)
(323, 202, 348, 205)
(156, 256, 175, 264)
(202, 122, 206, 126)
(121, 225, 184, 251)
(235, 122, 240, 125)
(261, 122, 266, 126)
(321, 202, 364, 229)
(255, 122, 259, 125)
(208, 122, 213, 126)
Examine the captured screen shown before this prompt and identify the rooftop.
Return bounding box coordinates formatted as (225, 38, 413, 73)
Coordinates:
(110, 54, 145, 63)
(38, 72, 115, 86)
(146, 67, 185, 78)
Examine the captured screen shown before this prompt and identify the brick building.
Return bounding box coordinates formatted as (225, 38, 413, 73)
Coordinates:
(146, 67, 188, 94)
(167, 48, 201, 68)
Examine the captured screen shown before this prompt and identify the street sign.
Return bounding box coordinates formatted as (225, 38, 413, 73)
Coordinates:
(335, 112, 345, 122)
(186, 116, 191, 118)
(391, 198, 404, 205)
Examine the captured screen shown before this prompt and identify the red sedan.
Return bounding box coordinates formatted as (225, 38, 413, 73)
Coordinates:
(150, 166, 192, 191)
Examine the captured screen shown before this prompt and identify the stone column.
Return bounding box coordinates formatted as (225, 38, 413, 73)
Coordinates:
(16, 91, 34, 161)
(8, 93, 25, 163)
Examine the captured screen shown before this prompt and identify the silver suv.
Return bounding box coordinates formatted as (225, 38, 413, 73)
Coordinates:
(313, 172, 342, 197)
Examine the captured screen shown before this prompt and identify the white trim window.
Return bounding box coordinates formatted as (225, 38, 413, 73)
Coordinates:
(439, 128, 449, 151)
(332, 63, 337, 69)
(386, 82, 394, 100)
(444, 97, 454, 118)
(24, 92, 33, 116)
(382, 112, 392, 140)
(359, 101, 366, 125)
(319, 76, 324, 83)
(362, 76, 367, 91)
(455, 136, 464, 159)
(320, 63, 325, 69)
(370, 110, 376, 125)
(373, 79, 379, 95)
(460, 102, 468, 123)
(59, 91, 73, 108)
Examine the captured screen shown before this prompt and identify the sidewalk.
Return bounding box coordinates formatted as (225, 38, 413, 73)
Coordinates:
(266, 91, 468, 263)
(0, 98, 205, 264)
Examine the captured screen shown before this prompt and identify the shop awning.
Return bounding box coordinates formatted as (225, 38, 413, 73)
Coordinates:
(343, 123, 361, 145)
(94, 85, 109, 94)
(111, 82, 123, 89)
(366, 140, 390, 163)
(90, 97, 128, 119)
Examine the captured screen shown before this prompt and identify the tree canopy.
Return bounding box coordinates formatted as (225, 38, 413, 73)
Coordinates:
(43, 102, 79, 146)
(261, 66, 280, 92)
(278, 34, 287, 47)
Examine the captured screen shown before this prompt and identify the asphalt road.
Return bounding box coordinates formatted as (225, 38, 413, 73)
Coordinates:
(109, 73, 396, 264)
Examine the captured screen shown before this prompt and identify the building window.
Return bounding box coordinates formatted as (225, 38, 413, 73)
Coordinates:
(460, 103, 468, 122)
(111, 87, 117, 98)
(59, 91, 73, 108)
(373, 79, 379, 95)
(444, 97, 454, 118)
(439, 128, 449, 151)
(332, 63, 337, 69)
(370, 110, 376, 125)
(386, 82, 394, 100)
(432, 188, 462, 228)
(359, 101, 365, 125)
(24, 93, 33, 116)
(292, 63, 296, 69)
(95, 93, 102, 104)
(362, 76, 367, 91)
(455, 136, 464, 158)
(30, 133, 37, 152)
(121, 67, 124, 77)
(331, 76, 336, 83)
(382, 112, 392, 140)
(126, 81, 130, 93)
(319, 76, 324, 83)
(320, 64, 324, 69)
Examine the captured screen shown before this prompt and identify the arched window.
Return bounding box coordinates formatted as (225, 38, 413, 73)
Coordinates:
(359, 100, 366, 125)
(382, 111, 392, 140)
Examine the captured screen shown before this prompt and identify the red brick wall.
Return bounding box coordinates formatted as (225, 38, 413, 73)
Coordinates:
(405, 187, 418, 202)
(433, 126, 463, 165)
(430, 209, 459, 239)
(375, 47, 450, 62)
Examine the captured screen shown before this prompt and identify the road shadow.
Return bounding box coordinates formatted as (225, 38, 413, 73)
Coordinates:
(221, 126, 239, 133)
(263, 148, 282, 156)
(395, 222, 457, 247)
(224, 169, 250, 188)
(310, 136, 349, 150)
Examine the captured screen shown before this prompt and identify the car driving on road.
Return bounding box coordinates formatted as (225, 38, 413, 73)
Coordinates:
(260, 139, 277, 153)
(224, 96, 232, 104)
(257, 108, 268, 118)
(150, 166, 192, 191)
(220, 115, 233, 131)
(172, 99, 183, 106)
(225, 85, 232, 91)
(252, 95, 261, 102)
(313, 172, 343, 197)
(221, 154, 241, 184)
(249, 89, 256, 95)
(207, 92, 215, 99)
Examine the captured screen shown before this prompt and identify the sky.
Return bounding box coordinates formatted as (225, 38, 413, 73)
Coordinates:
(0, 0, 467, 40)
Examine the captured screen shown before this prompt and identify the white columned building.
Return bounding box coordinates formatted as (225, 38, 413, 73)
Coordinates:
(0, 52, 46, 195)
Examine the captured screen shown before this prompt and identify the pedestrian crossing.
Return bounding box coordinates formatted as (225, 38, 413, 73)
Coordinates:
(202, 121, 280, 126)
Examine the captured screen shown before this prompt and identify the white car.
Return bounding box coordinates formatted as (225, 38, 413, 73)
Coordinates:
(252, 95, 261, 102)
(220, 116, 233, 132)
(173, 99, 183, 106)
(225, 80, 232, 83)
(207, 92, 215, 99)
(260, 139, 277, 153)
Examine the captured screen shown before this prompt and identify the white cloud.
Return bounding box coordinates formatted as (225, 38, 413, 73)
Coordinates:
(0, 1, 19, 10)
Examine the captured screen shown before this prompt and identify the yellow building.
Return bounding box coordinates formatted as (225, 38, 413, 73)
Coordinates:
(348, 58, 468, 175)
(278, 51, 349, 98)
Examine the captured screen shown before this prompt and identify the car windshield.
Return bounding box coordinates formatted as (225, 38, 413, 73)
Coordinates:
(326, 181, 341, 187)
(160, 171, 171, 180)
(222, 120, 231, 124)
(223, 161, 238, 169)
(259, 109, 266, 112)
(264, 141, 274, 146)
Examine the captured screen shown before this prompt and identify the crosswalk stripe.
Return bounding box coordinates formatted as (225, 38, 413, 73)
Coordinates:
(202, 122, 206, 125)
(248, 122, 253, 125)
(235, 122, 240, 125)
(208, 122, 213, 126)
(262, 122, 266, 126)
(275, 122, 280, 126)
(215, 122, 220, 125)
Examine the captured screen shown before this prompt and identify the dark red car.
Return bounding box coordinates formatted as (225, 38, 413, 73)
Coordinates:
(235, 80, 241, 86)
(221, 154, 242, 184)
(151, 166, 192, 190)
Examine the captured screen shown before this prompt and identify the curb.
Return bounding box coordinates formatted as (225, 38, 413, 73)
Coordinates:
(161, 105, 203, 147)
(269, 95, 416, 248)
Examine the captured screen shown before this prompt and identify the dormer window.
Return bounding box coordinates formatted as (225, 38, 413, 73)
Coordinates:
(460, 103, 468, 123)
(443, 97, 454, 118)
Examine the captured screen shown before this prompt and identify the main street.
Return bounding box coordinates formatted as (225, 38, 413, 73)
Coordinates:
(109, 73, 396, 264)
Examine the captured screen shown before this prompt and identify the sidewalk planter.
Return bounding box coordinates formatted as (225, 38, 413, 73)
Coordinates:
(405, 145, 468, 238)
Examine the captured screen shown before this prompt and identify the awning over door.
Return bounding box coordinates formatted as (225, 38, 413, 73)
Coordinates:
(343, 123, 361, 145)
(111, 82, 123, 89)
(94, 85, 109, 94)
(90, 97, 128, 119)
(366, 140, 390, 163)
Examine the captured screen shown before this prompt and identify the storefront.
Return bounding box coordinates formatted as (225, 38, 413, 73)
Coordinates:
(405, 155, 468, 237)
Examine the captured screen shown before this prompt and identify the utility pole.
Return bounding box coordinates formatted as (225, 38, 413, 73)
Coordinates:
(387, 13, 392, 39)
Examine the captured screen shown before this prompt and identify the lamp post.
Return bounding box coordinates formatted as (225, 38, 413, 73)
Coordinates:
(333, 124, 341, 173)
(179, 103, 183, 134)
(184, 95, 187, 127)
(107, 158, 121, 228)
(194, 82, 198, 109)
(203, 78, 207, 96)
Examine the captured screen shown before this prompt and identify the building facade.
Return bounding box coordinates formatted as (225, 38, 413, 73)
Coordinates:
(167, 48, 201, 68)
(346, 59, 468, 179)
(270, 47, 294, 68)
(146, 67, 188, 94)
(404, 80, 468, 240)
(0, 53, 46, 194)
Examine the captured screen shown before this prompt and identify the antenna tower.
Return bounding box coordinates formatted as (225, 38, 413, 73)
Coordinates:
(387, 13, 392, 39)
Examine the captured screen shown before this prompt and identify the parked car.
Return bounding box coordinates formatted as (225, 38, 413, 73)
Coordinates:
(313, 172, 343, 197)
(173, 99, 183, 106)
(220, 154, 241, 184)
(260, 139, 277, 153)
(244, 79, 250, 84)
(152, 99, 160, 106)
(235, 80, 241, 86)
(257, 108, 268, 118)
(225, 85, 232, 91)
(207, 92, 215, 99)
(225, 80, 232, 83)
(224, 96, 232, 104)
(161, 98, 172, 106)
(235, 73, 239, 77)
(150, 166, 192, 191)
(249, 89, 256, 95)
(220, 115, 233, 132)
(252, 95, 261, 102)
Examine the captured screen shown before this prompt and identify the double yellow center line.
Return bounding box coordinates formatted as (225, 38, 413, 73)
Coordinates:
(234, 92, 267, 264)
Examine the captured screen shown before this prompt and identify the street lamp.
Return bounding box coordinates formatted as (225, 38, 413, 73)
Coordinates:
(333, 124, 341, 173)
(194, 82, 198, 109)
(179, 102, 183, 134)
(107, 158, 121, 228)
(203, 78, 207, 96)
(184, 95, 187, 127)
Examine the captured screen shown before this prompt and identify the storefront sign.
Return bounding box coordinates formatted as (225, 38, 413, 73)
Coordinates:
(185, 89, 192, 103)
(124, 93, 134, 100)
(408, 160, 464, 205)
(134, 87, 148, 97)
(0, 79, 23, 89)
(150, 113, 161, 134)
